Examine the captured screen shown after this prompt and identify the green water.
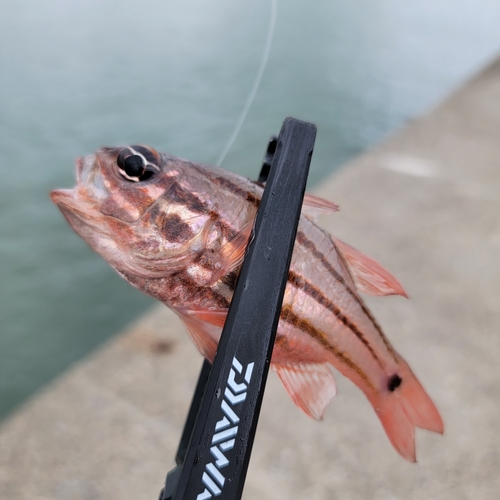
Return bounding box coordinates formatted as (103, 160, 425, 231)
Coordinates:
(1, 0, 500, 420)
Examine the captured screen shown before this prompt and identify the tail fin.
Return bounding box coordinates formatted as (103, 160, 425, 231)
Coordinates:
(373, 370, 444, 462)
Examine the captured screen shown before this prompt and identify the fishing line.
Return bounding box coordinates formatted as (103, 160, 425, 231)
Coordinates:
(216, 0, 278, 167)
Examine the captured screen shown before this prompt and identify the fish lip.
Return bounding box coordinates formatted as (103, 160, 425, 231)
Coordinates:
(50, 188, 76, 208)
(50, 188, 84, 223)
(50, 188, 102, 231)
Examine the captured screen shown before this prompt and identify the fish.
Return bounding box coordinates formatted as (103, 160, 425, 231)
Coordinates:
(51, 144, 443, 461)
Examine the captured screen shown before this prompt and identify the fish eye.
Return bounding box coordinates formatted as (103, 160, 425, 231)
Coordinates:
(122, 155, 144, 177)
(117, 146, 159, 182)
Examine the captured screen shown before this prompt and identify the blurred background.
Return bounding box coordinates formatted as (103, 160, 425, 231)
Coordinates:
(1, 0, 500, 435)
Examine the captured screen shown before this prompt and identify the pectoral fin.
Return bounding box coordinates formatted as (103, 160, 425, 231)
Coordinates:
(273, 363, 337, 421)
(333, 237, 408, 298)
(182, 308, 228, 327)
(301, 193, 340, 220)
(212, 221, 253, 282)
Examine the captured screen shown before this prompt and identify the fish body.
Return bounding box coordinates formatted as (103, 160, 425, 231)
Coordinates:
(51, 145, 443, 461)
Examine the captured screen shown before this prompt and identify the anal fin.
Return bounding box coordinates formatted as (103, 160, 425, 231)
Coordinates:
(273, 363, 336, 421)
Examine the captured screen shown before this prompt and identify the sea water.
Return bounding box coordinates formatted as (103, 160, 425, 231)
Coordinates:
(1, 0, 500, 419)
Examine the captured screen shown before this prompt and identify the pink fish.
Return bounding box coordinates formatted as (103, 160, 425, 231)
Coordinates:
(51, 145, 443, 461)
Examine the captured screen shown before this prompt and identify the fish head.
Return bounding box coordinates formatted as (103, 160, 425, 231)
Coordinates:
(51, 145, 194, 279)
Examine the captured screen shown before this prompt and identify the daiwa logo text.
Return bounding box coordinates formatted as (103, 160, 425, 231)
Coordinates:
(196, 356, 254, 500)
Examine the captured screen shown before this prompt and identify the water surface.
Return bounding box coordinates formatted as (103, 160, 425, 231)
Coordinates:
(1, 0, 500, 420)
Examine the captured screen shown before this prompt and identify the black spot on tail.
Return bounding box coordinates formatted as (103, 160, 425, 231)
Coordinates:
(387, 374, 402, 392)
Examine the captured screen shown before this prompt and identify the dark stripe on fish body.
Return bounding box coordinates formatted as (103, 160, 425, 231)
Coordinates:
(280, 305, 375, 390)
(167, 172, 258, 279)
(165, 180, 238, 241)
(221, 270, 239, 290)
(189, 164, 261, 208)
(207, 210, 237, 240)
(212, 176, 260, 208)
(296, 231, 398, 362)
(168, 180, 209, 214)
(274, 333, 292, 353)
(162, 181, 241, 273)
(287, 270, 384, 368)
(167, 270, 231, 309)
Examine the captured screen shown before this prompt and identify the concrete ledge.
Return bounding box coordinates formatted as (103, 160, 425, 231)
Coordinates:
(2, 59, 500, 499)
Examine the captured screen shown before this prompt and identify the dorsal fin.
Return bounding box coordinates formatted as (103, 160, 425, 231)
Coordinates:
(333, 237, 408, 298)
(273, 363, 337, 421)
(301, 193, 340, 220)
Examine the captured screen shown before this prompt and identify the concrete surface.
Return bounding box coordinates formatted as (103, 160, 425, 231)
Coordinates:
(2, 58, 500, 499)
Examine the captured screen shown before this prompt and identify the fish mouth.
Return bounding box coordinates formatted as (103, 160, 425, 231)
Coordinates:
(51, 188, 85, 224)
(50, 155, 99, 205)
(50, 188, 77, 213)
(50, 186, 104, 238)
(50, 189, 75, 206)
(51, 153, 109, 225)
